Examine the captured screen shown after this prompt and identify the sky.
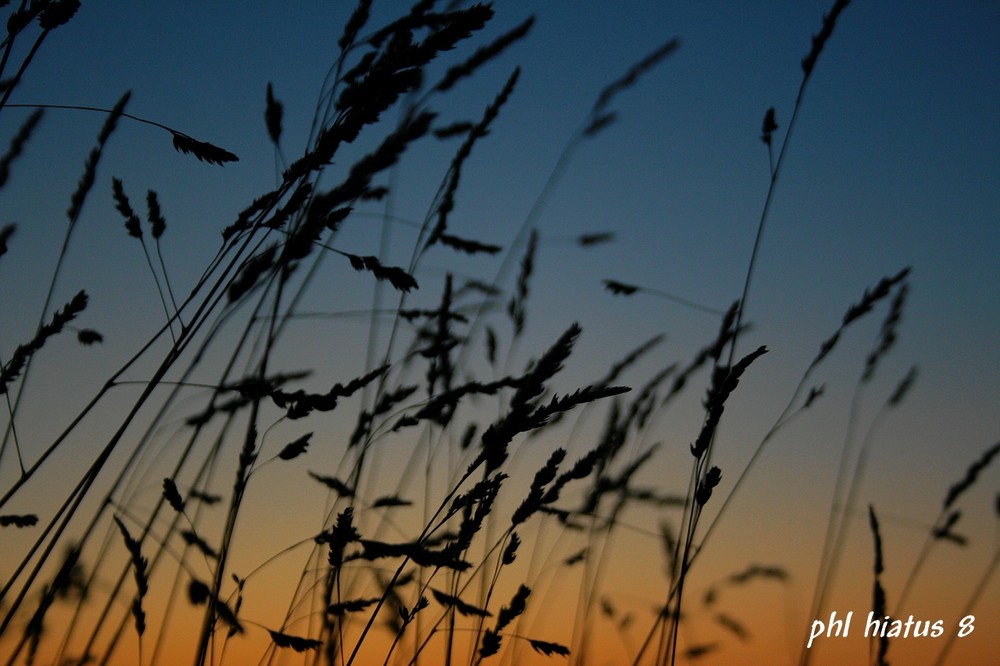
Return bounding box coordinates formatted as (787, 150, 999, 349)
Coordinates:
(0, 2, 998, 665)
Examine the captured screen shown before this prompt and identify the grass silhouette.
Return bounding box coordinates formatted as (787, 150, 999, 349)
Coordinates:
(1, 2, 998, 665)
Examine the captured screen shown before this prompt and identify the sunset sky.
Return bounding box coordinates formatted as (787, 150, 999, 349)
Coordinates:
(1, 2, 998, 664)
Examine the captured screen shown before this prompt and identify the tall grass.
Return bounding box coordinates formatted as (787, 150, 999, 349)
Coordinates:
(1, 2, 997, 665)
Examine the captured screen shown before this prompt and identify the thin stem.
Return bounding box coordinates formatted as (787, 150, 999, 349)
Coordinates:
(6, 102, 200, 139)
(932, 545, 1000, 666)
(799, 379, 866, 666)
(0, 29, 49, 112)
(727, 76, 811, 367)
(156, 237, 182, 326)
(139, 237, 178, 344)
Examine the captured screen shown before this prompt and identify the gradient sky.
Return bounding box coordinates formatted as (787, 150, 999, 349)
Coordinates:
(1, 2, 998, 665)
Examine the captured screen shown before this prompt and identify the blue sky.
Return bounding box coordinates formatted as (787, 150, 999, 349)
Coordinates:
(1, 2, 998, 663)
